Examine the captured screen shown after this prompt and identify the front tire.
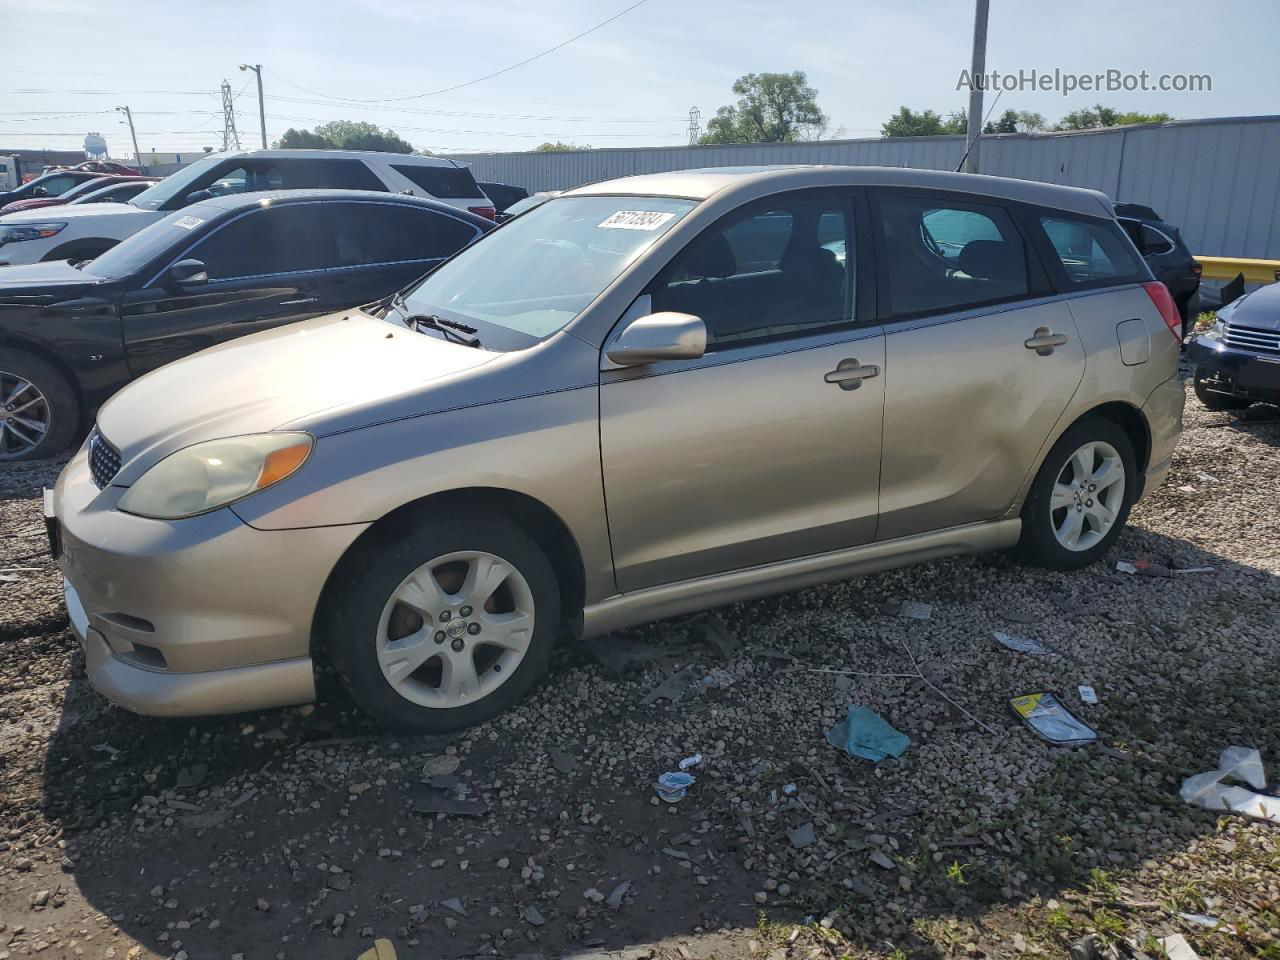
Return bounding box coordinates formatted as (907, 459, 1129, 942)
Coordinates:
(1018, 418, 1136, 571)
(0, 350, 79, 460)
(325, 511, 561, 732)
(1193, 368, 1251, 411)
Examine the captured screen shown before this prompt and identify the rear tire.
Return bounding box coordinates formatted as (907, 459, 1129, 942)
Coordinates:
(0, 349, 79, 460)
(325, 511, 560, 732)
(1018, 418, 1136, 571)
(1193, 368, 1251, 411)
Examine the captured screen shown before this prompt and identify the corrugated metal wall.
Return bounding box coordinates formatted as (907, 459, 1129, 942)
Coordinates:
(452, 116, 1280, 259)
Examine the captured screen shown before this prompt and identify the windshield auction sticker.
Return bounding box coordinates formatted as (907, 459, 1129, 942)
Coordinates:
(598, 210, 677, 231)
(173, 215, 205, 230)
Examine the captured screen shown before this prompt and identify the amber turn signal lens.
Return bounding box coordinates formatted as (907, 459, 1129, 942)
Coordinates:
(257, 442, 311, 490)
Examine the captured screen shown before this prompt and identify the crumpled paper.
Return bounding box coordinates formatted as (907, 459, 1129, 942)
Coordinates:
(825, 705, 910, 762)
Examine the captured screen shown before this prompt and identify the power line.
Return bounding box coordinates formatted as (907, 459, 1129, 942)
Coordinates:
(265, 0, 654, 104)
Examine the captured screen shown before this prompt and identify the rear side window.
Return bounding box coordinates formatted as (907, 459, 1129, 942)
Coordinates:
(1040, 215, 1145, 285)
(392, 164, 481, 199)
(875, 194, 1029, 316)
(330, 202, 479, 267)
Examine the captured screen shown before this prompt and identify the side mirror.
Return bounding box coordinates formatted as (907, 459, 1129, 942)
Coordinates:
(166, 259, 208, 288)
(32, 186, 47, 198)
(184, 189, 214, 205)
(605, 312, 706, 367)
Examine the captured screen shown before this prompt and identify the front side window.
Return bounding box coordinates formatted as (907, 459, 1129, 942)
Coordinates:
(400, 195, 695, 346)
(1041, 215, 1145, 285)
(187, 204, 333, 280)
(876, 194, 1029, 316)
(330, 203, 478, 267)
(38, 174, 79, 196)
(651, 196, 852, 346)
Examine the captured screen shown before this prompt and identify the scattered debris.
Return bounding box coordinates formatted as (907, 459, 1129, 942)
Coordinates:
(1068, 936, 1101, 960)
(440, 897, 467, 917)
(825, 705, 911, 761)
(1180, 912, 1237, 934)
(1173, 566, 1215, 575)
(655, 771, 695, 803)
(1116, 559, 1174, 577)
(678, 754, 701, 771)
(1157, 933, 1201, 960)
(1115, 561, 1137, 574)
(523, 904, 545, 926)
(356, 939, 397, 960)
(410, 780, 488, 818)
(587, 636, 667, 676)
(606, 880, 631, 910)
(90, 743, 119, 759)
(692, 613, 741, 660)
(690, 666, 739, 693)
(868, 850, 896, 870)
(174, 764, 208, 789)
(786, 822, 815, 849)
(994, 631, 1050, 656)
(641, 666, 698, 705)
(1180, 746, 1280, 823)
(1009, 692, 1097, 746)
(899, 600, 933, 620)
(1077, 684, 1098, 705)
(179, 809, 231, 830)
(422, 755, 460, 777)
(547, 746, 578, 774)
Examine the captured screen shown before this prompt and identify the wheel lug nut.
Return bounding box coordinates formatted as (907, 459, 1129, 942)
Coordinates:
(459, 605, 473, 617)
(451, 638, 465, 652)
(439, 610, 451, 622)
(434, 631, 446, 643)
(1086, 499, 1094, 507)
(467, 622, 480, 635)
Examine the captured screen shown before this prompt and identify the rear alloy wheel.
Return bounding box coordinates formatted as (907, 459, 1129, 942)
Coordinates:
(0, 353, 78, 460)
(1019, 418, 1136, 570)
(327, 513, 560, 731)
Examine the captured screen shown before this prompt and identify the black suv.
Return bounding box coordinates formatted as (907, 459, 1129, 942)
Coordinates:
(1115, 202, 1202, 340)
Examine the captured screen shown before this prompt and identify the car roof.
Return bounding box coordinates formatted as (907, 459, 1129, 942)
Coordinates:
(193, 148, 466, 168)
(565, 165, 1115, 219)
(184, 188, 491, 223)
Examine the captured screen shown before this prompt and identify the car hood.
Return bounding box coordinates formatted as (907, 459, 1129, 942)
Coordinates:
(0, 260, 108, 298)
(1223, 283, 1280, 332)
(100, 310, 503, 482)
(0, 201, 145, 223)
(0, 198, 63, 215)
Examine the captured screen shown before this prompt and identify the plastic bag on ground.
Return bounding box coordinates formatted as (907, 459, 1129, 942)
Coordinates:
(1180, 745, 1278, 824)
(825, 705, 910, 761)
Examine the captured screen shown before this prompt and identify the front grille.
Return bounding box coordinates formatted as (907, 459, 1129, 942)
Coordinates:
(1223, 322, 1280, 355)
(88, 428, 122, 489)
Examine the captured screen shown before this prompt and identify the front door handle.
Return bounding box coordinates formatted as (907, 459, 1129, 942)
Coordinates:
(279, 296, 319, 306)
(1024, 327, 1069, 356)
(824, 358, 881, 391)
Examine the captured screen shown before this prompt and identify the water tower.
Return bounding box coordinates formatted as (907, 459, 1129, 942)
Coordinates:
(83, 132, 108, 159)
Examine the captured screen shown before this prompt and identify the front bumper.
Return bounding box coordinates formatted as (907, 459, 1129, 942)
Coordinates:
(1186, 335, 1280, 404)
(53, 447, 369, 717)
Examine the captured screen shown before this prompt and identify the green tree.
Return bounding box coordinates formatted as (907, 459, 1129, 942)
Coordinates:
(1053, 105, 1170, 130)
(535, 141, 590, 152)
(880, 107, 965, 137)
(699, 71, 828, 144)
(276, 121, 414, 153)
(983, 109, 1047, 134)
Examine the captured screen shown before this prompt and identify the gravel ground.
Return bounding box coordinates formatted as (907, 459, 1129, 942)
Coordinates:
(1, 383, 1278, 960)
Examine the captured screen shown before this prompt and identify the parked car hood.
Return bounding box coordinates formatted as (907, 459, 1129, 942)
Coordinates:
(100, 310, 502, 482)
(0, 201, 144, 223)
(1222, 282, 1280, 332)
(0, 260, 108, 298)
(0, 197, 65, 215)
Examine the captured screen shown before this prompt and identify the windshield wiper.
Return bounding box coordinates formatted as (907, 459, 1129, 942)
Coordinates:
(383, 292, 482, 347)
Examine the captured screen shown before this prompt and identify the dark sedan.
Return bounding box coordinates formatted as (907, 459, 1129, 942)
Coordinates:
(1186, 282, 1280, 410)
(0, 189, 491, 460)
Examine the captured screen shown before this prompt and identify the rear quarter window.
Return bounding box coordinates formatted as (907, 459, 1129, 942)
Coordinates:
(391, 164, 481, 199)
(1039, 214, 1146, 287)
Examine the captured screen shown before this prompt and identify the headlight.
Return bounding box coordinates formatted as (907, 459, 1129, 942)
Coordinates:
(0, 222, 67, 244)
(118, 433, 313, 519)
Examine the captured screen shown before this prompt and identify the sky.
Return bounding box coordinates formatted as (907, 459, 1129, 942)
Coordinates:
(2, 0, 1277, 160)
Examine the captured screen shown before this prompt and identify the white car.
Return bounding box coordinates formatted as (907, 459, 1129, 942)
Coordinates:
(0, 149, 493, 266)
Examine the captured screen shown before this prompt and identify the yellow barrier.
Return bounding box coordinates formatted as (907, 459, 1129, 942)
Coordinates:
(1195, 256, 1280, 284)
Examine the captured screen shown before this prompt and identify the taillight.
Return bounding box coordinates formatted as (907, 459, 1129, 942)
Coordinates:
(1192, 263, 1203, 276)
(468, 205, 496, 221)
(1143, 280, 1182, 339)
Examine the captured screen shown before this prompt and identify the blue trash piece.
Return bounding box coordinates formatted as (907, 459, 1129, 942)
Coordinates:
(825, 705, 911, 761)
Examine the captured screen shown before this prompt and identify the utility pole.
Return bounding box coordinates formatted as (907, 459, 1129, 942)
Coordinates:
(239, 63, 267, 148)
(963, 0, 990, 174)
(220, 80, 241, 151)
(687, 106, 702, 146)
(115, 105, 143, 170)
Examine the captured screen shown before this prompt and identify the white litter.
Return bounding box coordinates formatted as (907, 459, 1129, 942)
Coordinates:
(1077, 684, 1098, 705)
(1157, 933, 1201, 960)
(900, 600, 933, 620)
(995, 631, 1049, 655)
(1180, 746, 1280, 824)
(1179, 912, 1237, 934)
(1116, 560, 1138, 574)
(1173, 566, 1215, 575)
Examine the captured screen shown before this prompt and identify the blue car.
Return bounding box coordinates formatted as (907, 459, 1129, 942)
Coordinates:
(1186, 282, 1280, 410)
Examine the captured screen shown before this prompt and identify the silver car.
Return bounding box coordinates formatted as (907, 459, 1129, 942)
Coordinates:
(49, 166, 1184, 730)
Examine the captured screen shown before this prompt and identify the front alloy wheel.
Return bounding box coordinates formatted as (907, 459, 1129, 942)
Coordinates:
(376, 550, 535, 709)
(0, 370, 52, 459)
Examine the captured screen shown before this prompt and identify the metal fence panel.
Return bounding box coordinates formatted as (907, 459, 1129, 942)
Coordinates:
(453, 116, 1280, 258)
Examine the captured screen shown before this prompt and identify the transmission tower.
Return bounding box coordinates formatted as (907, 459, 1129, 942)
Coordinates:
(687, 106, 702, 145)
(220, 80, 241, 151)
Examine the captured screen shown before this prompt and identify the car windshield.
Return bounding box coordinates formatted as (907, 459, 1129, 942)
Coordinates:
(129, 155, 225, 210)
(82, 208, 208, 279)
(399, 195, 695, 345)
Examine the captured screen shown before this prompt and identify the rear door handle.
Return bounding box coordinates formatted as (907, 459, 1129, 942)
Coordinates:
(1024, 327, 1069, 355)
(279, 296, 319, 306)
(824, 358, 880, 391)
